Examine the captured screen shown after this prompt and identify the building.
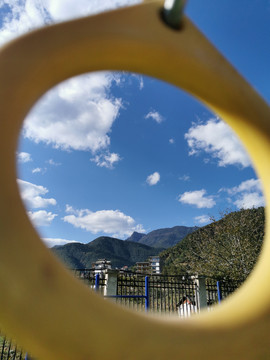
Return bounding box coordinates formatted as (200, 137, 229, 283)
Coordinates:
(136, 256, 160, 274)
(135, 261, 150, 274)
(92, 259, 112, 275)
(148, 256, 160, 274)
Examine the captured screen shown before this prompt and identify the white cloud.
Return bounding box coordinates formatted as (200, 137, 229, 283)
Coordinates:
(65, 204, 75, 213)
(17, 179, 56, 209)
(169, 138, 175, 144)
(227, 178, 262, 195)
(47, 159, 61, 166)
(185, 119, 251, 168)
(234, 192, 265, 210)
(145, 110, 164, 124)
(28, 210, 57, 226)
(0, 0, 50, 45)
(179, 174, 190, 182)
(178, 189, 216, 209)
(23, 73, 122, 153)
(0, 0, 141, 45)
(222, 178, 265, 210)
(63, 205, 145, 238)
(138, 77, 144, 90)
(32, 167, 42, 173)
(131, 74, 144, 90)
(194, 215, 210, 225)
(1, 3, 145, 166)
(32, 167, 47, 174)
(91, 152, 121, 169)
(17, 152, 32, 163)
(146, 172, 160, 186)
(119, 72, 144, 90)
(41, 0, 141, 22)
(42, 238, 79, 247)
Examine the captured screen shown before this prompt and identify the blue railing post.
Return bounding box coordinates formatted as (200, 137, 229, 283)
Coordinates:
(217, 281, 222, 304)
(145, 276, 149, 313)
(95, 273, 100, 292)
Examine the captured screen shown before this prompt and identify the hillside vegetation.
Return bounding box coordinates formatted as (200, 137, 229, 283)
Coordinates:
(52, 236, 163, 269)
(160, 207, 265, 282)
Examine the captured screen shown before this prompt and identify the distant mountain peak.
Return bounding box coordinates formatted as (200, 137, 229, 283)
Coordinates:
(127, 225, 198, 249)
(52, 226, 198, 270)
(52, 235, 162, 269)
(126, 231, 145, 243)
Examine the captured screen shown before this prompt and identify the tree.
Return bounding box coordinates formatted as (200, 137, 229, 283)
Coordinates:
(160, 207, 265, 282)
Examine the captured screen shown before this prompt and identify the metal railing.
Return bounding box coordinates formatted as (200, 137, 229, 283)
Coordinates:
(115, 273, 240, 315)
(72, 270, 240, 315)
(0, 333, 27, 360)
(148, 274, 198, 315)
(105, 274, 150, 313)
(206, 278, 241, 307)
(71, 268, 106, 289)
(115, 272, 149, 312)
(113, 272, 199, 315)
(1, 270, 241, 359)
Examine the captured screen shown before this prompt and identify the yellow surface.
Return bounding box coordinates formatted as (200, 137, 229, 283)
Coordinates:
(0, 1, 270, 359)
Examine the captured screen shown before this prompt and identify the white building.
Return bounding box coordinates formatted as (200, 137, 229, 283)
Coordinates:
(148, 256, 160, 274)
(136, 256, 160, 274)
(92, 259, 112, 275)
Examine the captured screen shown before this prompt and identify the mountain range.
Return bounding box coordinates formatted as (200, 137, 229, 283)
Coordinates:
(126, 226, 197, 248)
(52, 236, 163, 269)
(52, 209, 265, 280)
(52, 225, 197, 269)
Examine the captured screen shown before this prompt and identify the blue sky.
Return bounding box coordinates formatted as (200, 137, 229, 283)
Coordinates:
(1, 0, 269, 247)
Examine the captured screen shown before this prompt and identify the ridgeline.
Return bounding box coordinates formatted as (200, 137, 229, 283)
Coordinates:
(52, 236, 163, 269)
(160, 207, 265, 282)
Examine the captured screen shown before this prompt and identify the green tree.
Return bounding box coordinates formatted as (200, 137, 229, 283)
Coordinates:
(160, 207, 265, 282)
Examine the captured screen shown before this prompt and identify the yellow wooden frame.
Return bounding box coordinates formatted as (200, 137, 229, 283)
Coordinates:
(0, 1, 270, 359)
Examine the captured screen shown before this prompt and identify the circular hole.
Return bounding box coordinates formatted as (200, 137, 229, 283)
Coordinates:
(17, 71, 265, 317)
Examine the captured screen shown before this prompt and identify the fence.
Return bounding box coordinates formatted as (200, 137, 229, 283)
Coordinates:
(113, 273, 199, 315)
(0, 270, 240, 359)
(149, 274, 198, 315)
(0, 332, 28, 360)
(71, 269, 107, 289)
(206, 278, 240, 307)
(103, 273, 150, 312)
(89, 270, 240, 316)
